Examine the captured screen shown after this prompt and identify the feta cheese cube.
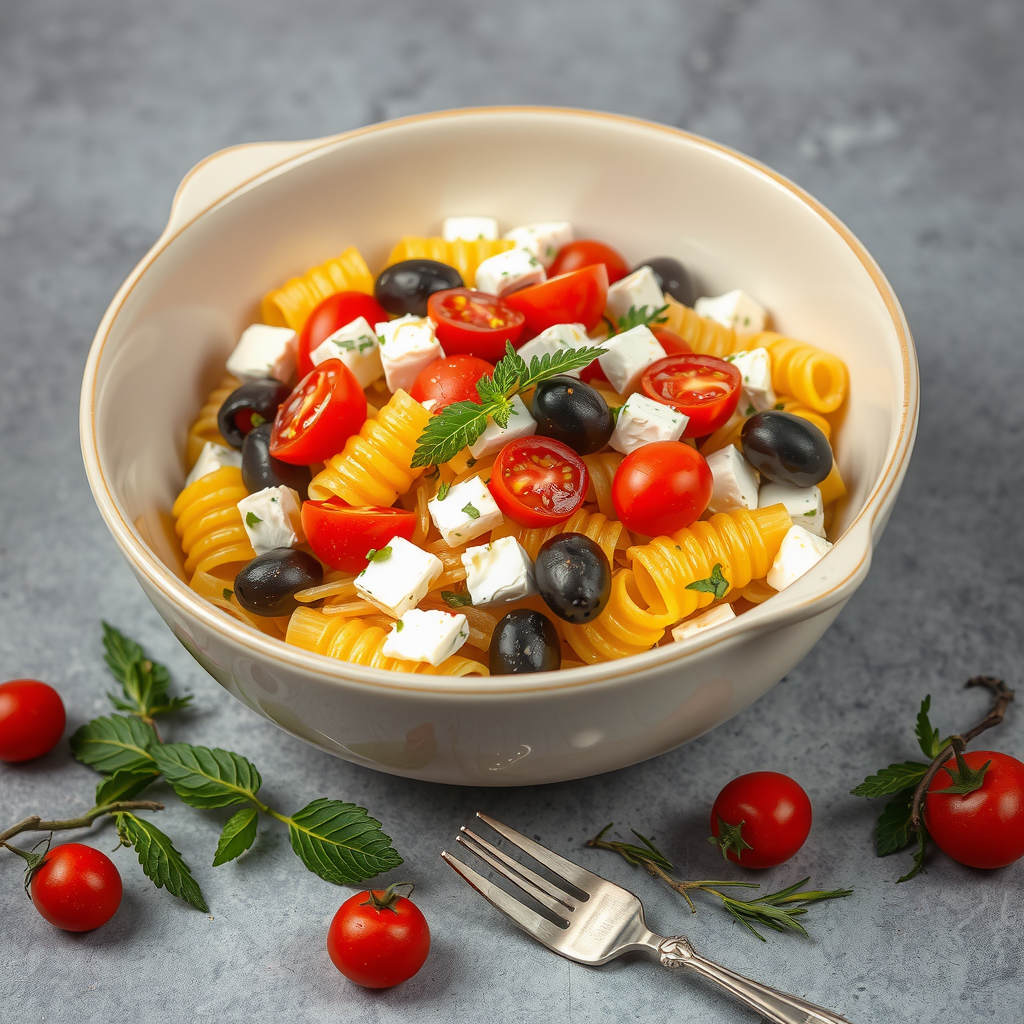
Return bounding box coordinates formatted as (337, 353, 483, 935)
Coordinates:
(375, 315, 444, 393)
(759, 482, 825, 538)
(226, 324, 298, 383)
(671, 602, 736, 642)
(502, 221, 573, 268)
(185, 441, 242, 487)
(462, 536, 536, 605)
(728, 348, 776, 415)
(354, 536, 443, 618)
(474, 248, 546, 297)
(237, 486, 304, 555)
(597, 324, 666, 395)
(706, 445, 760, 514)
(382, 609, 470, 665)
(515, 322, 593, 378)
(468, 395, 537, 459)
(442, 215, 500, 242)
(609, 393, 688, 454)
(605, 266, 665, 327)
(309, 316, 383, 388)
(428, 476, 503, 546)
(694, 290, 767, 338)
(766, 525, 833, 592)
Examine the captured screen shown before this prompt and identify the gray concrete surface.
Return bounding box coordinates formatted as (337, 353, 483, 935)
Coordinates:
(2, 1, 1023, 1021)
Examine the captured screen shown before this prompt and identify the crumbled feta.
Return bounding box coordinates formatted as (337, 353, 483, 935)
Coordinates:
(706, 445, 760, 514)
(428, 476, 503, 546)
(468, 395, 537, 459)
(671, 602, 736, 642)
(694, 290, 767, 338)
(375, 315, 444, 393)
(309, 316, 384, 388)
(185, 441, 242, 487)
(597, 324, 666, 395)
(515, 323, 594, 378)
(237, 486, 304, 555)
(462, 536, 536, 605)
(759, 482, 825, 538)
(728, 348, 776, 415)
(225, 324, 298, 383)
(442, 215, 499, 242)
(354, 536, 443, 618)
(766, 525, 833, 591)
(503, 222, 573, 269)
(604, 266, 665, 327)
(381, 609, 470, 665)
(609, 393, 687, 454)
(474, 248, 546, 297)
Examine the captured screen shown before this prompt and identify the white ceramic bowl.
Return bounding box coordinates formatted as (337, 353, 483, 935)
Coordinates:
(81, 107, 918, 786)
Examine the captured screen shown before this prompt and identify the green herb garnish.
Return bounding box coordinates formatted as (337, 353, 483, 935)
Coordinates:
(436, 480, 452, 502)
(366, 546, 392, 563)
(462, 503, 480, 520)
(245, 511, 262, 527)
(613, 303, 669, 335)
(685, 563, 729, 600)
(441, 590, 473, 608)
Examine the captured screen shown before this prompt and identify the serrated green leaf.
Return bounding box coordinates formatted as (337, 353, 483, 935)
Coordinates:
(493, 349, 526, 393)
(896, 822, 929, 883)
(915, 695, 941, 760)
(518, 346, 606, 390)
(212, 808, 259, 866)
(102, 621, 146, 684)
(614, 303, 669, 334)
(115, 812, 208, 911)
(875, 788, 916, 856)
(850, 761, 929, 798)
(95, 768, 160, 806)
(285, 798, 403, 885)
(488, 394, 514, 430)
(152, 743, 262, 809)
(70, 715, 158, 774)
(411, 400, 491, 468)
(101, 622, 184, 720)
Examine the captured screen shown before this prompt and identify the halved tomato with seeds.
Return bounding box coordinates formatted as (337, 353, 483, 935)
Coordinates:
(427, 288, 525, 361)
(488, 437, 589, 528)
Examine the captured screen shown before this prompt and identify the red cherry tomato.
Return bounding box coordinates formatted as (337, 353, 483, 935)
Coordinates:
(642, 354, 742, 437)
(297, 291, 389, 378)
(427, 288, 525, 361)
(504, 264, 609, 333)
(0, 679, 65, 762)
(269, 359, 367, 465)
(924, 750, 1024, 869)
(651, 328, 692, 355)
(409, 355, 495, 413)
(611, 441, 712, 537)
(301, 500, 417, 573)
(709, 772, 812, 869)
(326, 886, 430, 989)
(549, 239, 629, 285)
(30, 843, 123, 931)
(489, 437, 589, 528)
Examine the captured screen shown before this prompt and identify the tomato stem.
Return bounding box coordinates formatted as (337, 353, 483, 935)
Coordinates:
(0, 801, 165, 846)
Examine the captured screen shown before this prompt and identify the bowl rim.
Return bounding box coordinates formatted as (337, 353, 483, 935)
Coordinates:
(80, 105, 919, 697)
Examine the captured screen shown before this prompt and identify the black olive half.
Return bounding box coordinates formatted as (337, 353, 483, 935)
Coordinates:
(217, 378, 291, 449)
(374, 259, 463, 317)
(633, 256, 697, 307)
(234, 549, 323, 617)
(241, 424, 311, 499)
(532, 376, 614, 456)
(489, 609, 561, 674)
(740, 411, 833, 487)
(534, 533, 611, 624)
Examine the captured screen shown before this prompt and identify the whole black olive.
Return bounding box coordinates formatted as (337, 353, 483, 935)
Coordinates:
(374, 260, 463, 317)
(241, 424, 311, 499)
(532, 376, 614, 455)
(234, 549, 323, 617)
(534, 533, 611, 624)
(217, 378, 291, 449)
(634, 256, 697, 307)
(740, 411, 833, 487)
(489, 609, 561, 674)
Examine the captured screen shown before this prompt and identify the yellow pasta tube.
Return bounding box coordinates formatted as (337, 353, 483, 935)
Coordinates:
(489, 508, 626, 567)
(383, 236, 514, 287)
(817, 459, 847, 508)
(660, 296, 738, 358)
(582, 452, 624, 519)
(748, 331, 848, 414)
(172, 467, 255, 579)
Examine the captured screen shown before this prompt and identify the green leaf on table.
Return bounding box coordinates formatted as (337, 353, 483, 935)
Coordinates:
(850, 761, 929, 798)
(70, 715, 158, 775)
(875, 788, 916, 857)
(896, 822, 929, 883)
(115, 812, 208, 912)
(95, 768, 160, 806)
(212, 808, 259, 866)
(152, 743, 262, 809)
(285, 798, 403, 885)
(102, 622, 192, 719)
(914, 695, 942, 760)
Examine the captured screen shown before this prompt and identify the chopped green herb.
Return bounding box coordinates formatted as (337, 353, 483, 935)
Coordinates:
(366, 546, 392, 563)
(613, 304, 669, 335)
(222, 588, 233, 601)
(436, 480, 452, 502)
(441, 590, 473, 608)
(395, 620, 404, 632)
(466, 457, 477, 468)
(245, 511, 262, 527)
(462, 503, 480, 520)
(685, 563, 729, 600)
(249, 412, 266, 428)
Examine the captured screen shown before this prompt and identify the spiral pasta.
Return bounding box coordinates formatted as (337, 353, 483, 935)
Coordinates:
(489, 508, 626, 567)
(172, 467, 255, 579)
(190, 568, 290, 638)
(582, 452, 623, 519)
(749, 332, 848, 414)
(185, 374, 239, 469)
(383, 236, 514, 287)
(307, 389, 431, 506)
(660, 296, 738, 358)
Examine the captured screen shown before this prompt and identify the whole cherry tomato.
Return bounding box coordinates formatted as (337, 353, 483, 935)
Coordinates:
(30, 843, 123, 931)
(0, 679, 66, 762)
(489, 437, 589, 528)
(409, 355, 495, 413)
(301, 500, 417, 573)
(427, 289, 525, 361)
(504, 264, 609, 333)
(924, 750, 1024, 869)
(549, 239, 629, 285)
(651, 328, 692, 356)
(326, 885, 430, 989)
(297, 291, 389, 378)
(708, 771, 812, 868)
(611, 441, 712, 538)
(642, 353, 742, 437)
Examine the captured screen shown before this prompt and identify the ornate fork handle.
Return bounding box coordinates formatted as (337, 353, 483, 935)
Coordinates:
(658, 937, 855, 1024)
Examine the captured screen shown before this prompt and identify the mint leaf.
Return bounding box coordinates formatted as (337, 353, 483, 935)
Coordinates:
(462, 502, 480, 520)
(101, 622, 189, 719)
(441, 590, 473, 608)
(212, 808, 259, 866)
(915, 695, 941, 760)
(875, 788, 916, 857)
(115, 812, 208, 911)
(70, 715, 158, 775)
(850, 761, 929, 798)
(685, 563, 729, 600)
(95, 768, 160, 806)
(152, 744, 262, 809)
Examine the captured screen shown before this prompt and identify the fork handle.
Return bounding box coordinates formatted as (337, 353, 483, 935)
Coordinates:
(658, 936, 855, 1024)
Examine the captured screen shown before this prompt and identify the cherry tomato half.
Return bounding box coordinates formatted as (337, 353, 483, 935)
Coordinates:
(549, 239, 629, 285)
(30, 843, 123, 931)
(504, 264, 609, 333)
(489, 437, 589, 528)
(269, 359, 367, 465)
(642, 353, 741, 437)
(0, 679, 65, 762)
(409, 355, 495, 413)
(611, 441, 712, 537)
(297, 291, 389, 378)
(427, 288, 525, 362)
(301, 500, 417, 573)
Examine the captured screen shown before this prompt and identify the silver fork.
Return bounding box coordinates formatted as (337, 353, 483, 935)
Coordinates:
(442, 813, 855, 1024)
